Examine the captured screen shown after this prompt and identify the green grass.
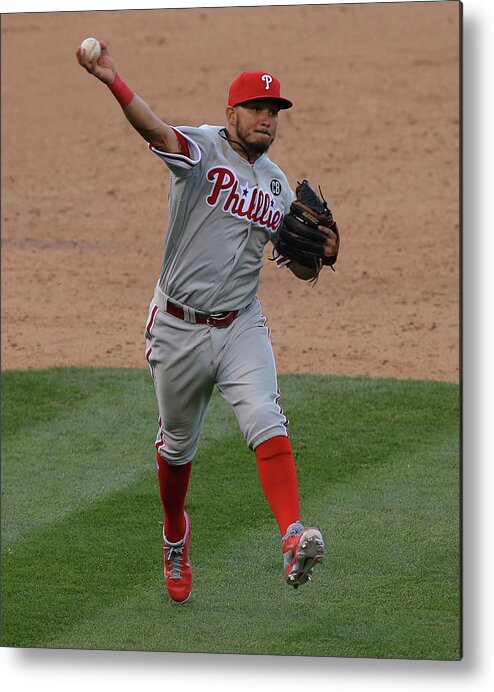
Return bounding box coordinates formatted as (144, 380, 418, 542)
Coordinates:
(0, 368, 460, 659)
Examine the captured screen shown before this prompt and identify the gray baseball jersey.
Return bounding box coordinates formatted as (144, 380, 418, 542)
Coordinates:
(145, 125, 294, 464)
(150, 125, 294, 313)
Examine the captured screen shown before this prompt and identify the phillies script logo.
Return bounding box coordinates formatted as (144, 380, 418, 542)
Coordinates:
(206, 166, 283, 232)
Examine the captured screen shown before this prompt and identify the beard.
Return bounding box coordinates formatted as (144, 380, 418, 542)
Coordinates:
(235, 121, 274, 156)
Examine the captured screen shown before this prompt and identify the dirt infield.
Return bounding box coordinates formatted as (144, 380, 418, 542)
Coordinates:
(1, 3, 460, 381)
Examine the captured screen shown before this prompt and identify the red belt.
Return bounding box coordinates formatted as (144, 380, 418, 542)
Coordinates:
(165, 300, 239, 329)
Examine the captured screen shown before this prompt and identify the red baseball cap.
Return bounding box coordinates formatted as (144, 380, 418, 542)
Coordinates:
(228, 71, 293, 110)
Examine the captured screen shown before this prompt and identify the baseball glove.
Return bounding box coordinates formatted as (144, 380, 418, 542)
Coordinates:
(274, 179, 339, 276)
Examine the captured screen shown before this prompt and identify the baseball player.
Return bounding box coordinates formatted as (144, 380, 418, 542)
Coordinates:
(77, 39, 338, 604)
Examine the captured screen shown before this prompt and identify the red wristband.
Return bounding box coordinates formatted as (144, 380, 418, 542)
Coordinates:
(108, 73, 134, 108)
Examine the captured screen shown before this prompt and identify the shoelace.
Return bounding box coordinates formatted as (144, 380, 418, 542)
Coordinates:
(282, 521, 304, 542)
(165, 544, 184, 579)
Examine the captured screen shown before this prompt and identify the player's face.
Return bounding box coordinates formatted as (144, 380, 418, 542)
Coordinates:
(230, 100, 280, 155)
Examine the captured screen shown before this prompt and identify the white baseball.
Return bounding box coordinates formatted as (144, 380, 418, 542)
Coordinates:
(80, 37, 101, 61)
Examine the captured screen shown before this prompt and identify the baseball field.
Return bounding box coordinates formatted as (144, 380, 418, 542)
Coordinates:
(1, 2, 460, 660)
(2, 368, 459, 658)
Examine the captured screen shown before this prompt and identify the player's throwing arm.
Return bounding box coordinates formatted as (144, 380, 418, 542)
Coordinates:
(76, 37, 180, 154)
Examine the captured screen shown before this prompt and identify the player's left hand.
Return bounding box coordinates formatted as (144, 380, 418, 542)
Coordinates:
(318, 222, 340, 259)
(274, 179, 340, 280)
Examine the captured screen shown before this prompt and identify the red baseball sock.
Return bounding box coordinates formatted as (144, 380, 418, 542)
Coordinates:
(156, 452, 192, 542)
(255, 435, 300, 536)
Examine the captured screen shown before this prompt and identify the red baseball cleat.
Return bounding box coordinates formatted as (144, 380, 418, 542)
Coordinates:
(163, 512, 192, 603)
(282, 522, 324, 588)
